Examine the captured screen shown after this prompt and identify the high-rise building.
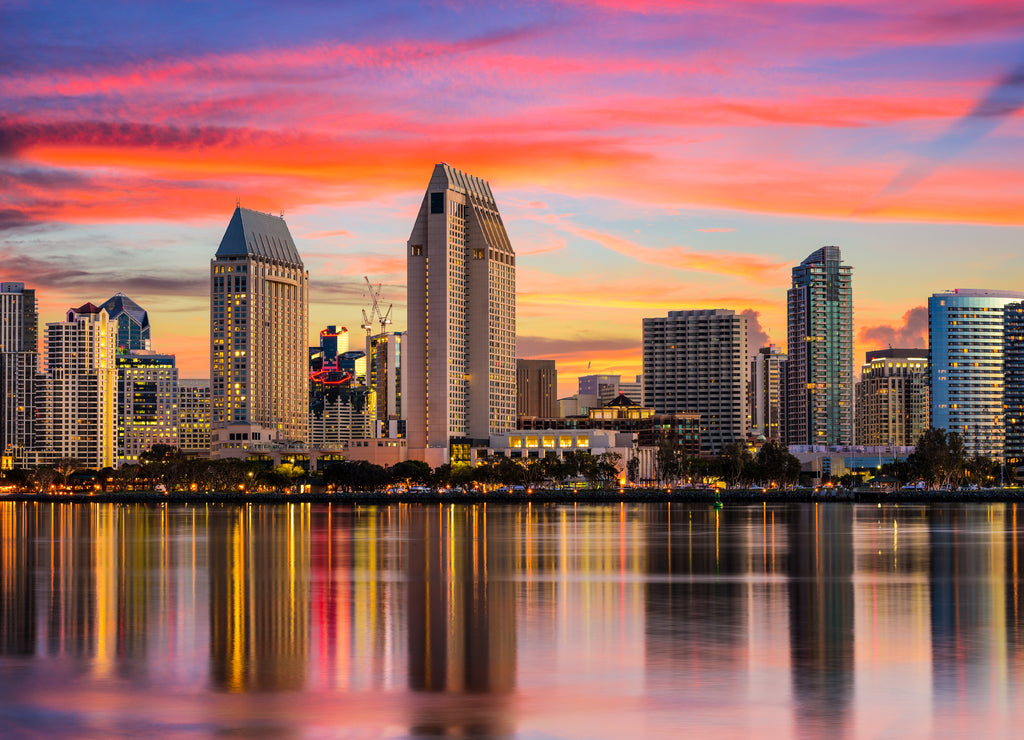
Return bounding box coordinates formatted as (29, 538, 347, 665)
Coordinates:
(517, 359, 557, 418)
(34, 303, 117, 468)
(1005, 303, 1024, 470)
(642, 309, 747, 455)
(785, 246, 853, 446)
(367, 330, 407, 437)
(178, 379, 211, 454)
(0, 283, 38, 463)
(854, 349, 928, 447)
(930, 289, 1024, 459)
(116, 351, 178, 466)
(406, 164, 515, 459)
(309, 327, 374, 446)
(210, 206, 309, 456)
(99, 292, 151, 351)
(750, 344, 786, 441)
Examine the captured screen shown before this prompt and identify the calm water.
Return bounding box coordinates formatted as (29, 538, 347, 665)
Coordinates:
(0, 501, 1022, 739)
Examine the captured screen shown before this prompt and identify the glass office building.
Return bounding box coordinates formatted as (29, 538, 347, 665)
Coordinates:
(929, 289, 1024, 460)
(785, 246, 853, 446)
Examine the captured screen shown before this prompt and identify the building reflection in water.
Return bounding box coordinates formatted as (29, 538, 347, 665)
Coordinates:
(209, 504, 311, 692)
(929, 505, 1009, 716)
(1007, 504, 1024, 687)
(0, 502, 36, 656)
(787, 504, 854, 738)
(644, 504, 748, 691)
(406, 503, 516, 737)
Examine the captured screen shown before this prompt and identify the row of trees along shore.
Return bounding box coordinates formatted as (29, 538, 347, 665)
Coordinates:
(0, 429, 1006, 494)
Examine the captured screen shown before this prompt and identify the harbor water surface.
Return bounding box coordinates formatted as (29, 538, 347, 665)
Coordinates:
(0, 501, 1021, 738)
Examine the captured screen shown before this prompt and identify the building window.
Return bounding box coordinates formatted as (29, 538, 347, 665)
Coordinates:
(410, 245, 423, 256)
(430, 193, 445, 214)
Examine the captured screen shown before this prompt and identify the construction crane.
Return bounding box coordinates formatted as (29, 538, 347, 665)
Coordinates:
(363, 276, 393, 336)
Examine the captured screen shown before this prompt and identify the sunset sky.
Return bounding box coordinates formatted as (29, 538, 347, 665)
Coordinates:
(4, 0, 1024, 396)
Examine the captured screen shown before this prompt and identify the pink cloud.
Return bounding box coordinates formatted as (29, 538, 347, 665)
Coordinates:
(859, 306, 929, 350)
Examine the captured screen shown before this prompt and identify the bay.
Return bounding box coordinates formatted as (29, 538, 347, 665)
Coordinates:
(0, 501, 1021, 738)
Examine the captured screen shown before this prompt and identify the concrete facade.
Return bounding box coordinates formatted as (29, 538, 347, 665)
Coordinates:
(517, 358, 557, 418)
(854, 349, 928, 447)
(406, 164, 516, 454)
(642, 308, 747, 455)
(0, 283, 37, 464)
(211, 207, 309, 456)
(34, 304, 117, 468)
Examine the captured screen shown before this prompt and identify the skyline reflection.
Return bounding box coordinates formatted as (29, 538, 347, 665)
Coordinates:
(0, 501, 1022, 738)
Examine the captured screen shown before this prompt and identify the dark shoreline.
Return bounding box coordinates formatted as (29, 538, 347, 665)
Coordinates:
(4, 488, 1024, 505)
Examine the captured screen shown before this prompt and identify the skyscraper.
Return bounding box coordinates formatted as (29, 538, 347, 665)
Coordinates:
(367, 330, 406, 437)
(929, 289, 1024, 459)
(785, 246, 853, 446)
(116, 351, 178, 466)
(406, 164, 515, 460)
(517, 359, 557, 418)
(0, 283, 38, 463)
(210, 206, 309, 456)
(642, 308, 747, 455)
(750, 344, 786, 441)
(178, 379, 211, 454)
(1004, 302, 1024, 470)
(34, 303, 117, 468)
(309, 326, 374, 446)
(99, 292, 151, 351)
(854, 349, 928, 447)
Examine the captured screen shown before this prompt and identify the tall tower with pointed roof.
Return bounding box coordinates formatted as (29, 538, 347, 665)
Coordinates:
(210, 206, 309, 455)
(100, 292, 151, 351)
(406, 164, 516, 457)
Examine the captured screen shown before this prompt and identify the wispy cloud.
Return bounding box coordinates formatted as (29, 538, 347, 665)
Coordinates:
(862, 59, 1024, 211)
(541, 215, 788, 282)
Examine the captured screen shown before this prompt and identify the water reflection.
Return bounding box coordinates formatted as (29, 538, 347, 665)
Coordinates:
(0, 501, 1022, 738)
(644, 506, 748, 694)
(788, 504, 854, 738)
(407, 504, 516, 737)
(209, 505, 310, 691)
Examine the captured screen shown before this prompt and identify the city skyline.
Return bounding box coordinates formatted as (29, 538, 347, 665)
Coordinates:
(4, 2, 1024, 397)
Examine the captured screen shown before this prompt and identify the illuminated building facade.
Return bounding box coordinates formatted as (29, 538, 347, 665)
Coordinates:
(309, 327, 373, 446)
(366, 330, 406, 437)
(34, 303, 117, 468)
(854, 349, 928, 447)
(178, 379, 211, 454)
(1003, 301, 1024, 469)
(750, 344, 786, 441)
(786, 246, 853, 447)
(0, 283, 38, 463)
(642, 308, 747, 455)
(406, 164, 516, 460)
(210, 206, 309, 456)
(929, 289, 1024, 459)
(116, 351, 178, 466)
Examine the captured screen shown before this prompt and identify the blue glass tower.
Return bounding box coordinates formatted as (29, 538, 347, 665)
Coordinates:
(928, 289, 1024, 460)
(100, 292, 150, 351)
